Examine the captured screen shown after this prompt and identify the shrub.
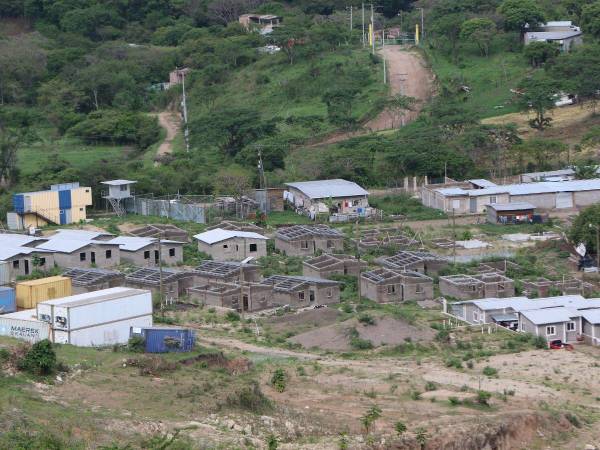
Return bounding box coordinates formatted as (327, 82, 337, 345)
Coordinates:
(225, 311, 240, 322)
(127, 336, 145, 353)
(226, 382, 272, 413)
(476, 390, 492, 405)
(271, 368, 287, 393)
(445, 357, 462, 369)
(424, 381, 437, 391)
(531, 335, 547, 349)
(410, 390, 422, 400)
(482, 366, 498, 377)
(267, 434, 278, 450)
(358, 313, 376, 326)
(18, 340, 56, 376)
(565, 412, 581, 428)
(394, 421, 407, 436)
(435, 329, 450, 343)
(448, 396, 461, 406)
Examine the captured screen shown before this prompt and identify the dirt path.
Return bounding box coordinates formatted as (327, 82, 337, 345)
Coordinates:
(154, 111, 180, 161)
(308, 46, 433, 147)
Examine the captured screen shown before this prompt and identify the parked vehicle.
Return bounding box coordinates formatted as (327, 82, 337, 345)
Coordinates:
(549, 339, 574, 350)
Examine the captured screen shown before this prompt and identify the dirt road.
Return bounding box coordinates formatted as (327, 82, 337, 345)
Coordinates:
(154, 111, 180, 161)
(309, 46, 433, 147)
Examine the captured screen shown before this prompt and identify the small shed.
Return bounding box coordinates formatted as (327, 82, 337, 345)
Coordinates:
(487, 202, 535, 224)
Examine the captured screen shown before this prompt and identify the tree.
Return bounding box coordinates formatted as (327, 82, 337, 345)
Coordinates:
(0, 126, 22, 187)
(509, 138, 567, 171)
(582, 1, 600, 39)
(523, 41, 559, 67)
(573, 161, 599, 179)
(18, 339, 57, 375)
(213, 165, 252, 218)
(322, 86, 360, 128)
(516, 73, 561, 131)
(271, 24, 307, 65)
(190, 107, 277, 157)
(360, 404, 382, 434)
(498, 0, 545, 35)
(460, 18, 496, 57)
(569, 204, 600, 254)
(430, 13, 466, 61)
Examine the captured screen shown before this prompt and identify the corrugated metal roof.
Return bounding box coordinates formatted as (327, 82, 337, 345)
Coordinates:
(581, 309, 600, 324)
(101, 179, 137, 186)
(526, 31, 582, 40)
(193, 228, 267, 245)
(460, 295, 600, 313)
(437, 178, 600, 198)
(108, 236, 183, 252)
(0, 233, 43, 246)
(487, 202, 536, 211)
(469, 179, 498, 187)
(0, 246, 53, 260)
(51, 229, 113, 241)
(39, 286, 147, 307)
(520, 307, 575, 325)
(285, 179, 368, 199)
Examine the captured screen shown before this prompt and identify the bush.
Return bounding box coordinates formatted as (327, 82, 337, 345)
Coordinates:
(18, 340, 56, 376)
(424, 381, 437, 391)
(482, 366, 498, 377)
(531, 335, 547, 349)
(127, 336, 145, 353)
(271, 368, 287, 393)
(358, 313, 376, 326)
(226, 382, 272, 413)
(435, 329, 450, 343)
(476, 390, 492, 405)
(445, 357, 462, 369)
(394, 421, 407, 436)
(225, 311, 240, 322)
(448, 396, 461, 406)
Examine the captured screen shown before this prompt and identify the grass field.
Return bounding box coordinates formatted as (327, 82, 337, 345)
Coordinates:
(425, 49, 531, 119)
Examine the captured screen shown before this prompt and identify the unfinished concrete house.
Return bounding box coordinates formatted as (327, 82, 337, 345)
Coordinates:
(354, 227, 418, 250)
(108, 236, 184, 267)
(62, 267, 125, 294)
(193, 228, 268, 261)
(377, 251, 449, 275)
(129, 224, 189, 242)
(302, 254, 367, 279)
(262, 275, 340, 307)
(439, 273, 515, 300)
(274, 225, 344, 256)
(360, 268, 433, 303)
(206, 221, 264, 233)
(124, 267, 195, 300)
(194, 261, 261, 284)
(523, 277, 593, 297)
(36, 238, 121, 269)
(187, 281, 273, 312)
(473, 260, 522, 275)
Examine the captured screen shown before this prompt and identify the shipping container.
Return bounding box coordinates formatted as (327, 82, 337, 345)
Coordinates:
(0, 309, 50, 343)
(0, 261, 10, 286)
(131, 327, 195, 353)
(27, 190, 59, 213)
(51, 182, 80, 191)
(70, 206, 87, 223)
(0, 287, 16, 314)
(6, 212, 23, 231)
(16, 276, 72, 309)
(71, 187, 92, 207)
(37, 287, 153, 347)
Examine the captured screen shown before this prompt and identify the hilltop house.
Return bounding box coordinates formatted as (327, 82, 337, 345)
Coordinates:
(274, 225, 344, 256)
(524, 21, 583, 52)
(193, 228, 268, 261)
(108, 236, 184, 267)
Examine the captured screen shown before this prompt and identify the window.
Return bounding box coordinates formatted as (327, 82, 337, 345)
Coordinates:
(79, 208, 83, 212)
(249, 243, 257, 252)
(415, 284, 424, 294)
(520, 322, 525, 332)
(473, 311, 479, 322)
(567, 322, 576, 332)
(353, 200, 359, 206)
(546, 326, 556, 336)
(39, 258, 46, 266)
(300, 240, 309, 249)
(327, 288, 332, 298)
(79, 252, 86, 261)
(85, 189, 90, 193)
(469, 285, 476, 291)
(327, 240, 334, 248)
(12, 260, 19, 269)
(106, 250, 112, 259)
(387, 285, 396, 294)
(298, 291, 305, 300)
(231, 296, 239, 305)
(144, 250, 150, 259)
(235, 244, 239, 251)
(169, 248, 175, 257)
(489, 196, 497, 204)
(223, 244, 228, 249)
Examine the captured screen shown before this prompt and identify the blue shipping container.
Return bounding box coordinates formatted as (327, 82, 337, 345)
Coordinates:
(0, 287, 16, 314)
(134, 327, 195, 353)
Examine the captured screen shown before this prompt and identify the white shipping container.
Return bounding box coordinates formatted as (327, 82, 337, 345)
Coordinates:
(37, 287, 153, 347)
(53, 315, 153, 347)
(0, 309, 50, 343)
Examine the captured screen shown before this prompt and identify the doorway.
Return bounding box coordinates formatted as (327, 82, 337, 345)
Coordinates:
(91, 252, 96, 264)
(309, 290, 315, 302)
(24, 259, 29, 275)
(154, 250, 160, 263)
(243, 295, 249, 311)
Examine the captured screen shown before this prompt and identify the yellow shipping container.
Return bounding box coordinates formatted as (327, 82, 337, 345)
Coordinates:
(22, 213, 49, 229)
(69, 206, 87, 223)
(16, 276, 72, 309)
(26, 190, 59, 212)
(71, 187, 92, 207)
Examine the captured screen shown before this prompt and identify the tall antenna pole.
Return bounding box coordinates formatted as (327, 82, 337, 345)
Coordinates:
(371, 3, 375, 54)
(181, 69, 190, 153)
(362, 3, 365, 46)
(350, 5, 353, 32)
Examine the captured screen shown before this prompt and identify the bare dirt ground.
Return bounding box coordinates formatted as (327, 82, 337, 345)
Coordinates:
(483, 102, 600, 146)
(154, 110, 180, 163)
(309, 46, 433, 147)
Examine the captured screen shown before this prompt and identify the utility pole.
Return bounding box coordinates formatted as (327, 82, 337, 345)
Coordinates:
(419, 7, 425, 40)
(371, 3, 375, 55)
(362, 3, 365, 46)
(158, 233, 164, 313)
(383, 52, 387, 84)
(350, 5, 353, 32)
(180, 69, 190, 153)
(257, 146, 268, 216)
(452, 208, 456, 264)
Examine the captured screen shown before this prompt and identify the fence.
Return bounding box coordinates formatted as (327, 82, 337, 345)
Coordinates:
(125, 195, 211, 223)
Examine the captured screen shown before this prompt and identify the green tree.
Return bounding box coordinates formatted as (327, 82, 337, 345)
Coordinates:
(430, 13, 466, 61)
(582, 1, 600, 39)
(516, 73, 561, 131)
(523, 41, 560, 67)
(322, 86, 360, 128)
(18, 339, 57, 375)
(360, 404, 382, 434)
(460, 18, 496, 56)
(510, 138, 567, 171)
(0, 126, 22, 187)
(573, 161, 599, 179)
(569, 204, 600, 254)
(190, 107, 277, 157)
(498, 0, 545, 35)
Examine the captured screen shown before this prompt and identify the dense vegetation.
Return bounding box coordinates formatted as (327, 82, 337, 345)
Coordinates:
(1, 0, 600, 214)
